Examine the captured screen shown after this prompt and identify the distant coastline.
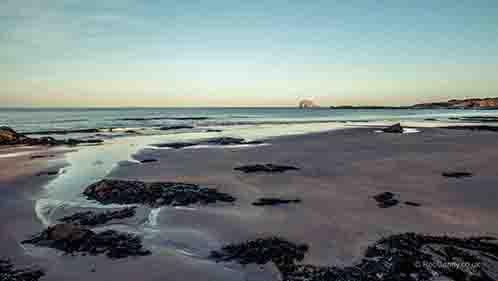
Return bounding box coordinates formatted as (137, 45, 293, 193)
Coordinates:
(329, 97, 498, 110)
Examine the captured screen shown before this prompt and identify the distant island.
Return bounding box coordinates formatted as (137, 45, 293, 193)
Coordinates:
(328, 97, 498, 110)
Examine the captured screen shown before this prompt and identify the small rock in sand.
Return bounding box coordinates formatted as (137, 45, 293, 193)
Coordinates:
(373, 192, 400, 208)
(139, 159, 158, 163)
(234, 164, 300, 173)
(404, 201, 422, 207)
(252, 198, 301, 206)
(442, 171, 473, 178)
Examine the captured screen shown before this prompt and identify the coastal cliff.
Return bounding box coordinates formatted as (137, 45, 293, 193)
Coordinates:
(329, 97, 498, 109)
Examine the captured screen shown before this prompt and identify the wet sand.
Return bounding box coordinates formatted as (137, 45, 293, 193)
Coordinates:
(2, 127, 498, 280)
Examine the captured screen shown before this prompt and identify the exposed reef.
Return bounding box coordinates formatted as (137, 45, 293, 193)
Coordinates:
(58, 207, 136, 226)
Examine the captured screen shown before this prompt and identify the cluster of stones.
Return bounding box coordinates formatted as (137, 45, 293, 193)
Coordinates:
(21, 224, 151, 259)
(252, 198, 301, 206)
(212, 233, 498, 281)
(83, 179, 236, 207)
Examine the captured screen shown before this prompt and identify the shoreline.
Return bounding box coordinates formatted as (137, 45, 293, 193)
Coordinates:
(2, 125, 498, 280)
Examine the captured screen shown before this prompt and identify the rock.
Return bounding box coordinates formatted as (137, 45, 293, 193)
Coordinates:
(22, 128, 100, 135)
(155, 142, 197, 149)
(443, 125, 498, 132)
(299, 99, 318, 108)
(373, 192, 400, 208)
(0, 127, 104, 147)
(206, 129, 223, 132)
(139, 159, 158, 163)
(30, 154, 55, 159)
(252, 198, 301, 206)
(234, 164, 300, 173)
(424, 118, 438, 121)
(125, 130, 141, 134)
(83, 179, 236, 207)
(120, 117, 209, 121)
(210, 237, 308, 267)
(213, 233, 498, 281)
(37, 170, 60, 177)
(22, 223, 151, 259)
(404, 201, 422, 207)
(58, 207, 136, 226)
(159, 125, 194, 131)
(154, 137, 263, 149)
(0, 259, 44, 281)
(442, 172, 473, 178)
(381, 123, 404, 133)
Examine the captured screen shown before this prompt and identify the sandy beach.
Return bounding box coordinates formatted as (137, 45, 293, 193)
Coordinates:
(2, 126, 498, 280)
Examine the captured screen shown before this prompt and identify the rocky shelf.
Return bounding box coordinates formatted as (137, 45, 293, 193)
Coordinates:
(58, 207, 137, 226)
(22, 224, 151, 259)
(83, 179, 236, 207)
(211, 233, 498, 281)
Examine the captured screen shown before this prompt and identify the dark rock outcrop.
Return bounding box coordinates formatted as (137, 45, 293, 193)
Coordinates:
(37, 170, 60, 177)
(119, 117, 209, 121)
(154, 137, 263, 149)
(139, 159, 158, 163)
(22, 128, 100, 135)
(0, 259, 44, 281)
(252, 198, 301, 206)
(83, 179, 236, 207)
(213, 233, 498, 281)
(373, 192, 400, 208)
(413, 97, 498, 109)
(381, 123, 404, 133)
(22, 224, 151, 259)
(443, 172, 473, 178)
(159, 125, 194, 131)
(443, 125, 498, 132)
(234, 164, 300, 173)
(0, 127, 103, 147)
(58, 207, 136, 226)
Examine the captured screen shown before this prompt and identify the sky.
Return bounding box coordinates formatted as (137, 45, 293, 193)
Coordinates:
(1, 0, 497, 107)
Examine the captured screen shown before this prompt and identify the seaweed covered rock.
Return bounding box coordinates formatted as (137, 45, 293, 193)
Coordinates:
(22, 224, 151, 259)
(234, 164, 300, 173)
(213, 233, 498, 281)
(252, 198, 301, 206)
(58, 207, 136, 226)
(83, 179, 236, 207)
(0, 259, 44, 281)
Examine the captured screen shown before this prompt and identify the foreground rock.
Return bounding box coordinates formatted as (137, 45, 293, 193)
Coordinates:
(84, 179, 236, 207)
(252, 198, 301, 206)
(381, 123, 404, 133)
(234, 164, 300, 173)
(443, 125, 498, 132)
(22, 128, 100, 135)
(22, 224, 151, 259)
(0, 127, 103, 146)
(373, 192, 400, 208)
(154, 137, 263, 149)
(213, 233, 498, 281)
(58, 207, 136, 226)
(443, 172, 473, 178)
(0, 259, 44, 281)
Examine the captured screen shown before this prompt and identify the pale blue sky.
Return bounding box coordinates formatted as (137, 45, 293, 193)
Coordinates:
(1, 0, 497, 107)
